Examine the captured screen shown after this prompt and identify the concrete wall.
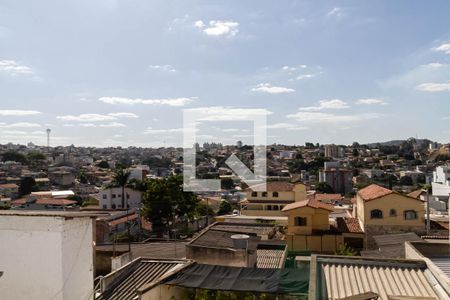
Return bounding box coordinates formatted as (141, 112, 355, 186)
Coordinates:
(0, 215, 94, 300)
(286, 234, 345, 252)
(186, 245, 257, 267)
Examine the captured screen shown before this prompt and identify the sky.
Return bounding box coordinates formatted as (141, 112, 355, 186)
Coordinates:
(1, 0, 450, 147)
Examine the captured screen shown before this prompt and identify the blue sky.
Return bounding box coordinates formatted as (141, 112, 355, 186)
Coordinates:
(1, 0, 450, 147)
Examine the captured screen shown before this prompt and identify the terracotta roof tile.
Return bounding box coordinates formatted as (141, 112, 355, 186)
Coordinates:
(281, 198, 334, 212)
(357, 184, 393, 201)
(247, 182, 294, 192)
(407, 189, 423, 199)
(336, 217, 363, 233)
(314, 193, 343, 202)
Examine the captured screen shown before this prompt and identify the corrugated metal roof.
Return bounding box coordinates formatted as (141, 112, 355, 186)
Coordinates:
(430, 257, 450, 278)
(97, 259, 185, 300)
(318, 257, 439, 300)
(257, 249, 285, 268)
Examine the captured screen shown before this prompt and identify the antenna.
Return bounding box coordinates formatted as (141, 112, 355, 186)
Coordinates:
(46, 128, 51, 148)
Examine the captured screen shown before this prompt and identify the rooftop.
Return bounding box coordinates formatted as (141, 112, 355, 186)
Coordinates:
(281, 198, 334, 212)
(0, 210, 105, 218)
(246, 182, 295, 192)
(312, 255, 440, 300)
(357, 184, 393, 201)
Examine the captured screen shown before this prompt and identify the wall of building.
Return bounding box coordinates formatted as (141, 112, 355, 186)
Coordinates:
(0, 215, 94, 300)
(285, 207, 330, 235)
(141, 284, 186, 300)
(185, 245, 256, 268)
(99, 187, 142, 209)
(359, 193, 425, 227)
(286, 234, 345, 252)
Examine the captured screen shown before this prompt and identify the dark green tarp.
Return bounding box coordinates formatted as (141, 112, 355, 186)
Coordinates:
(164, 264, 309, 294)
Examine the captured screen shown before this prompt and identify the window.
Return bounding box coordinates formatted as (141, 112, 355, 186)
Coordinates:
(267, 205, 272, 211)
(404, 210, 417, 220)
(273, 205, 279, 211)
(370, 209, 383, 219)
(251, 191, 257, 197)
(262, 192, 268, 197)
(102, 205, 107, 209)
(102, 194, 107, 199)
(294, 217, 307, 226)
(273, 192, 279, 198)
(389, 209, 397, 217)
(112, 194, 116, 199)
(112, 204, 116, 209)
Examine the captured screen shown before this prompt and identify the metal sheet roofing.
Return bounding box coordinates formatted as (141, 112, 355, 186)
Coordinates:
(316, 257, 439, 300)
(430, 257, 450, 279)
(97, 259, 187, 300)
(257, 249, 285, 268)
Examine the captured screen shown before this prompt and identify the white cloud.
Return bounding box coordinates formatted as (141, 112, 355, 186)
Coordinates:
(148, 64, 177, 73)
(299, 99, 349, 111)
(0, 109, 41, 116)
(433, 43, 450, 54)
(0, 130, 28, 135)
(0, 60, 34, 75)
(57, 114, 116, 122)
(99, 122, 127, 128)
(356, 98, 387, 105)
(107, 112, 139, 118)
(295, 74, 315, 80)
(98, 96, 195, 106)
(185, 106, 273, 121)
(144, 127, 192, 134)
(281, 65, 307, 72)
(287, 111, 380, 123)
(265, 123, 308, 130)
(327, 7, 344, 18)
(196, 20, 239, 37)
(251, 83, 295, 94)
(0, 122, 42, 128)
(194, 20, 205, 28)
(222, 128, 239, 132)
(424, 62, 446, 68)
(416, 82, 450, 92)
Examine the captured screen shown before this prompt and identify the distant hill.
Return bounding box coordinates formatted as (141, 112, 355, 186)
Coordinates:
(366, 138, 431, 148)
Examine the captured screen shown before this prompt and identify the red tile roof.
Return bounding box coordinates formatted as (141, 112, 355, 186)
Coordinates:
(247, 182, 294, 192)
(314, 193, 343, 202)
(0, 183, 19, 189)
(357, 184, 393, 202)
(281, 198, 334, 212)
(11, 198, 77, 206)
(336, 217, 363, 233)
(407, 189, 423, 199)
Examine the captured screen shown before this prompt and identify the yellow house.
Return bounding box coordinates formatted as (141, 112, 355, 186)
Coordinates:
(354, 184, 425, 248)
(239, 182, 307, 217)
(281, 198, 364, 252)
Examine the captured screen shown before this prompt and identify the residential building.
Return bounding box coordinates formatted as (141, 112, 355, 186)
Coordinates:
(0, 211, 97, 300)
(0, 183, 19, 199)
(99, 187, 143, 209)
(324, 144, 344, 158)
(239, 182, 307, 217)
(354, 184, 425, 248)
(432, 165, 450, 209)
(319, 163, 353, 195)
(11, 197, 78, 210)
(49, 170, 75, 187)
(282, 198, 364, 252)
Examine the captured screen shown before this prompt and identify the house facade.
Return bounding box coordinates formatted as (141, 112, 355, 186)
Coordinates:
(99, 187, 143, 209)
(354, 184, 425, 248)
(239, 182, 307, 217)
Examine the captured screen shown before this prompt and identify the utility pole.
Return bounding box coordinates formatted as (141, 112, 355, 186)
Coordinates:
(426, 188, 430, 235)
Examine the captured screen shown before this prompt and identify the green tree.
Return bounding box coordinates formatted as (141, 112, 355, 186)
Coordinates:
(221, 178, 235, 190)
(112, 167, 131, 208)
(217, 200, 232, 215)
(335, 243, 357, 256)
(1, 151, 27, 164)
(399, 176, 413, 186)
(142, 176, 199, 236)
(315, 182, 334, 194)
(96, 160, 110, 169)
(26, 151, 46, 161)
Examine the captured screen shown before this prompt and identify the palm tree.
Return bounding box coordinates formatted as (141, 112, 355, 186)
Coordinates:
(113, 167, 131, 208)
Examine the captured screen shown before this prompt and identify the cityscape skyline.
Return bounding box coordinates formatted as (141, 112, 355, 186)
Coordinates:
(2, 1, 450, 147)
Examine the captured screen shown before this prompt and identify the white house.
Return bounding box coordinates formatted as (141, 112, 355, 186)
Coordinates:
(99, 187, 143, 209)
(0, 211, 97, 300)
(431, 165, 450, 210)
